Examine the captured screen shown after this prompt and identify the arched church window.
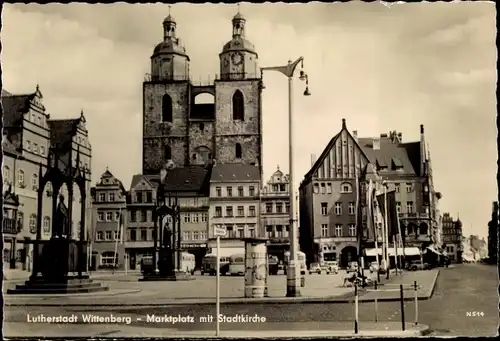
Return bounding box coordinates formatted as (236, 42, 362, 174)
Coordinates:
(162, 94, 173, 122)
(164, 145, 171, 160)
(232, 90, 244, 121)
(235, 143, 242, 159)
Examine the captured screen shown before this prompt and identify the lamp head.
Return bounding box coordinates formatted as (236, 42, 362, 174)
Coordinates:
(299, 70, 307, 81)
(303, 86, 311, 96)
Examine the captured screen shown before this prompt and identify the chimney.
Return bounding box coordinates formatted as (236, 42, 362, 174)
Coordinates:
(372, 138, 380, 150)
(352, 130, 358, 142)
(310, 154, 317, 167)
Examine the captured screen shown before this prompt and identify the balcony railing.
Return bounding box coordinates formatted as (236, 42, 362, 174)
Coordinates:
(3, 218, 20, 234)
(398, 212, 429, 219)
(144, 73, 189, 82)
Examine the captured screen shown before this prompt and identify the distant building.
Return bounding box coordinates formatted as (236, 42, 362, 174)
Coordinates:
(299, 119, 441, 267)
(441, 213, 463, 263)
(208, 163, 261, 254)
(261, 166, 291, 262)
(2, 86, 91, 273)
(90, 169, 127, 270)
(487, 201, 498, 263)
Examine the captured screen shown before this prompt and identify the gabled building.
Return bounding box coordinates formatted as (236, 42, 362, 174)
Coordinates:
(90, 169, 127, 270)
(207, 163, 261, 254)
(299, 119, 440, 267)
(261, 166, 291, 262)
(2, 86, 91, 273)
(125, 174, 159, 269)
(441, 213, 463, 263)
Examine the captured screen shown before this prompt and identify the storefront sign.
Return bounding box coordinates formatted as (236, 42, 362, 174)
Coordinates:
(181, 243, 207, 248)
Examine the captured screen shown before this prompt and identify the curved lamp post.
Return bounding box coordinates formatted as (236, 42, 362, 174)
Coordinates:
(261, 57, 310, 297)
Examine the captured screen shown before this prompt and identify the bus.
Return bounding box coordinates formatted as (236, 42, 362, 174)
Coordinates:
(228, 253, 245, 276)
(181, 252, 196, 275)
(283, 251, 307, 275)
(201, 253, 230, 276)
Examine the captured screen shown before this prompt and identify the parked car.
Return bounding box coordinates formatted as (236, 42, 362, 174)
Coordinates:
(309, 262, 329, 275)
(346, 261, 359, 273)
(407, 260, 430, 271)
(369, 262, 379, 273)
(324, 261, 339, 274)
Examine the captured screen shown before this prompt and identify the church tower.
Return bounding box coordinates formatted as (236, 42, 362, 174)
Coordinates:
(215, 11, 263, 174)
(142, 13, 191, 174)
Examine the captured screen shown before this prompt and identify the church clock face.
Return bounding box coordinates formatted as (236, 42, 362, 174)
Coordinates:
(231, 52, 243, 66)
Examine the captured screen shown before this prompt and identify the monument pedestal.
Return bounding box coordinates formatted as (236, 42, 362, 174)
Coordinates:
(7, 238, 109, 295)
(139, 269, 195, 282)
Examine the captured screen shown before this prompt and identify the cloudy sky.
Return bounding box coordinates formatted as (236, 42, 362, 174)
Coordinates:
(2, 2, 496, 239)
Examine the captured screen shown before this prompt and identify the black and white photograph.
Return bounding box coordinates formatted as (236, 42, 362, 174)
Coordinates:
(1, 1, 498, 338)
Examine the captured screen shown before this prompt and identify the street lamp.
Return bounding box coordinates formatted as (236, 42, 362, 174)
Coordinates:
(261, 57, 310, 297)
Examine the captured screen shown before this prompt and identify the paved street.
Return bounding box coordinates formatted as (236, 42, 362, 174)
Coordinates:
(3, 264, 496, 337)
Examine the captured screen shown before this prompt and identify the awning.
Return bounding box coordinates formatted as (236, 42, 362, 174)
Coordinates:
(426, 246, 442, 255)
(365, 247, 420, 257)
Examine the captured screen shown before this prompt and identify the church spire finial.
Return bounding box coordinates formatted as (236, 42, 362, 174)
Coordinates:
(168, 5, 171, 15)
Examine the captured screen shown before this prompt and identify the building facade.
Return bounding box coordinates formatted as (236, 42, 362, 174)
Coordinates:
(299, 119, 441, 267)
(90, 169, 127, 270)
(441, 213, 463, 263)
(2, 87, 92, 273)
(141, 12, 263, 179)
(261, 166, 291, 262)
(208, 163, 261, 253)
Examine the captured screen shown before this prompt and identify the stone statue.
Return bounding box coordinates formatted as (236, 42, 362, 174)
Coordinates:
(54, 194, 70, 238)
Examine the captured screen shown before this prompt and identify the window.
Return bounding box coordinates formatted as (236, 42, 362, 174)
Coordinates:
(313, 184, 319, 194)
(248, 206, 256, 217)
(114, 231, 120, 240)
(164, 146, 171, 160)
(348, 202, 356, 215)
(141, 210, 147, 222)
(395, 183, 400, 193)
(96, 231, 103, 241)
(130, 210, 137, 222)
(33, 143, 38, 154)
(237, 206, 245, 217)
(334, 202, 342, 215)
(32, 173, 38, 191)
(235, 143, 242, 159)
(348, 224, 356, 237)
(184, 213, 191, 223)
(109, 193, 115, 202)
(18, 212, 24, 231)
(105, 231, 112, 240)
(320, 183, 326, 194)
(327, 183, 332, 194)
(238, 186, 244, 196)
(249, 186, 255, 196)
(396, 201, 401, 213)
(26, 140, 31, 151)
(406, 201, 414, 214)
(215, 206, 222, 217)
(200, 231, 207, 240)
(285, 203, 290, 213)
(232, 90, 244, 121)
(226, 225, 235, 238)
(201, 213, 208, 222)
(162, 94, 173, 122)
(101, 252, 118, 266)
(3, 166, 10, 185)
(266, 226, 273, 238)
(146, 191, 153, 203)
(98, 212, 104, 221)
(141, 229, 148, 241)
(321, 224, 328, 237)
(130, 229, 137, 241)
(193, 231, 200, 240)
(406, 183, 412, 193)
(182, 231, 190, 241)
(216, 187, 222, 197)
(341, 183, 352, 193)
(106, 212, 113, 221)
(249, 227, 255, 238)
(192, 214, 199, 223)
(43, 216, 50, 233)
(29, 214, 36, 233)
(227, 187, 233, 197)
(40, 146, 45, 155)
(335, 224, 342, 237)
(226, 206, 233, 217)
(276, 203, 283, 213)
(238, 227, 245, 238)
(115, 211, 120, 221)
(99, 193, 106, 202)
(17, 170, 25, 187)
(266, 203, 273, 213)
(136, 192, 142, 203)
(321, 203, 328, 215)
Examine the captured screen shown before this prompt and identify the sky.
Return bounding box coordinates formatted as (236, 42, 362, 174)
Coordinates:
(2, 2, 497, 239)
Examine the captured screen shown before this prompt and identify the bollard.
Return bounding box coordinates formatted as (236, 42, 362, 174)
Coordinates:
(400, 284, 405, 331)
(414, 280, 418, 326)
(354, 283, 359, 334)
(374, 281, 378, 322)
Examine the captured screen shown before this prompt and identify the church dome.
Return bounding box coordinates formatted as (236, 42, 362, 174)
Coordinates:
(153, 40, 188, 58)
(222, 37, 256, 54)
